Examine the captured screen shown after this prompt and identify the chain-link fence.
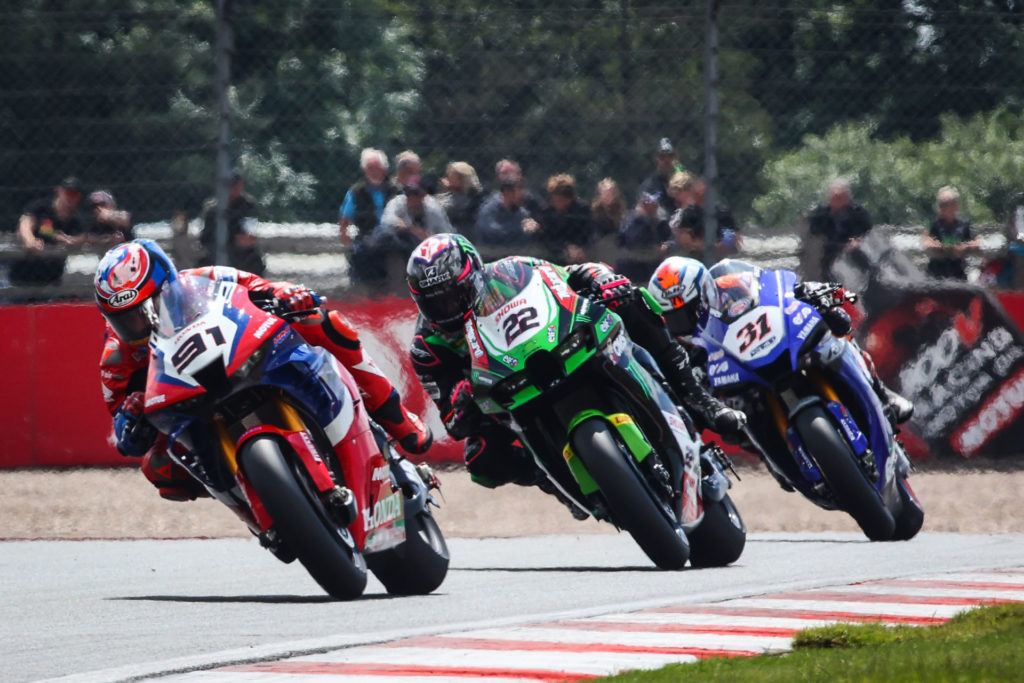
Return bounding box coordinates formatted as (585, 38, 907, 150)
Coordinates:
(2, 1, 1023, 299)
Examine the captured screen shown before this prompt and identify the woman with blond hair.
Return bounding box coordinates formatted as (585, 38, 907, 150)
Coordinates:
(437, 161, 484, 238)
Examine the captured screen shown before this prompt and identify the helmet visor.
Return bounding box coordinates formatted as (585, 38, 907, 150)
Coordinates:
(104, 303, 153, 343)
(415, 272, 482, 332)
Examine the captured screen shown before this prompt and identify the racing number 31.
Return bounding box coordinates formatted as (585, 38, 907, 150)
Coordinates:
(736, 312, 771, 353)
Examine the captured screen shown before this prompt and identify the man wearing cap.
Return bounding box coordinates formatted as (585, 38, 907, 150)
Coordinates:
(637, 137, 683, 216)
(199, 171, 265, 275)
(11, 176, 87, 286)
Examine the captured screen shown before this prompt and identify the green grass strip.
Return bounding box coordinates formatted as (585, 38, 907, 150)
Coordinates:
(596, 603, 1024, 682)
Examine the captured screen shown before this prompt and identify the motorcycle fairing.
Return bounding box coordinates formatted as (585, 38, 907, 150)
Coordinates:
(147, 278, 286, 402)
(697, 269, 822, 391)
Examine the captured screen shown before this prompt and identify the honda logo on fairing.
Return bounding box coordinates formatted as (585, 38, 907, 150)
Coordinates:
(108, 289, 138, 308)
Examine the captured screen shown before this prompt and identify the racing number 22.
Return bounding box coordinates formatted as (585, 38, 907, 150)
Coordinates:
(736, 312, 771, 353)
(502, 307, 540, 345)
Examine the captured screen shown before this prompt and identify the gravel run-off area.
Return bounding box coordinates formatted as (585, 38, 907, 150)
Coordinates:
(2, 459, 1021, 540)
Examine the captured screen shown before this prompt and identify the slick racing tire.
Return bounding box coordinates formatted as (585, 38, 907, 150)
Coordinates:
(367, 506, 449, 595)
(572, 417, 690, 570)
(687, 493, 746, 568)
(794, 405, 896, 541)
(890, 477, 925, 541)
(240, 435, 368, 600)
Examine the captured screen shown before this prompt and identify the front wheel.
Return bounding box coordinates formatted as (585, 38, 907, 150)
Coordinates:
(890, 477, 924, 541)
(240, 436, 368, 600)
(794, 406, 895, 541)
(572, 418, 689, 570)
(367, 506, 450, 595)
(687, 494, 746, 568)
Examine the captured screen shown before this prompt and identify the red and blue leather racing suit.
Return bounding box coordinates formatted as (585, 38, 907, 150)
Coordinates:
(100, 265, 431, 500)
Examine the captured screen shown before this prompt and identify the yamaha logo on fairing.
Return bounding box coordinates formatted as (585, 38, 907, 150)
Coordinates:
(108, 289, 138, 308)
(419, 265, 452, 288)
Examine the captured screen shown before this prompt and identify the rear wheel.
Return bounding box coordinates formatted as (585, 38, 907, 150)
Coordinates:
(687, 493, 746, 568)
(367, 505, 449, 595)
(891, 477, 924, 541)
(240, 436, 368, 600)
(572, 418, 689, 570)
(794, 406, 895, 541)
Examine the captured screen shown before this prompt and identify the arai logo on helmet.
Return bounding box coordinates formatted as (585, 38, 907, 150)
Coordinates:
(108, 288, 139, 308)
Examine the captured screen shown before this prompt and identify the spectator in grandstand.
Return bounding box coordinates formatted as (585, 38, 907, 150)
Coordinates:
(805, 177, 873, 279)
(615, 191, 671, 283)
(198, 171, 265, 275)
(393, 150, 423, 191)
(922, 185, 979, 281)
(637, 137, 683, 216)
(338, 147, 396, 246)
(83, 190, 133, 245)
(667, 171, 741, 264)
(338, 148, 397, 283)
(474, 177, 542, 251)
(591, 177, 627, 240)
(493, 158, 545, 216)
(436, 161, 484, 238)
(377, 176, 453, 252)
(536, 174, 595, 265)
(10, 176, 86, 285)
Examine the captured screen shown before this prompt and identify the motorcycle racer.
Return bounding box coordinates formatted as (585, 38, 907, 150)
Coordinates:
(405, 233, 745, 512)
(95, 239, 432, 501)
(647, 256, 914, 426)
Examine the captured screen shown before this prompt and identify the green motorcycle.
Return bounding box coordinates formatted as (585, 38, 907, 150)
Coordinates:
(467, 258, 746, 569)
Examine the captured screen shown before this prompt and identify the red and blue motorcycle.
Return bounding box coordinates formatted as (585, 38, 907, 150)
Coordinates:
(142, 272, 448, 599)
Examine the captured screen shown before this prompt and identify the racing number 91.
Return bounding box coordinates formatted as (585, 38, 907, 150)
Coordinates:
(171, 326, 227, 371)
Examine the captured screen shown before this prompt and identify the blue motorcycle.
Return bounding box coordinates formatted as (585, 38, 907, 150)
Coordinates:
(692, 260, 923, 541)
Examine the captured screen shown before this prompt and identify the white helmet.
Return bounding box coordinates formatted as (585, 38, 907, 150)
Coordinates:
(647, 256, 709, 336)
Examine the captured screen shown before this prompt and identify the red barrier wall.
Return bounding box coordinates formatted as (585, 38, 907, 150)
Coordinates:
(7, 291, 1024, 468)
(0, 298, 462, 468)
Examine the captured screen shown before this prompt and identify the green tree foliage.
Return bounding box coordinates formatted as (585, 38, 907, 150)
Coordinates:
(753, 107, 1024, 228)
(388, 1, 772, 209)
(1, 1, 1021, 229)
(0, 0, 421, 224)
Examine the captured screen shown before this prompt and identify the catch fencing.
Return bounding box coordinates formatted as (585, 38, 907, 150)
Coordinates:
(2, 2, 1022, 266)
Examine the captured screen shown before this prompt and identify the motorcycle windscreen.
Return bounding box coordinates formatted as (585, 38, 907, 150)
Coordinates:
(151, 274, 215, 338)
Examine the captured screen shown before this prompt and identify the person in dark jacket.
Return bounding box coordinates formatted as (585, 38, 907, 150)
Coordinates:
(923, 186, 979, 281)
(806, 178, 873, 279)
(199, 171, 265, 275)
(338, 148, 399, 283)
(537, 174, 595, 265)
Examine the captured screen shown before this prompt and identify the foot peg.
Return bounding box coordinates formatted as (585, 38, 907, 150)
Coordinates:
(323, 485, 357, 526)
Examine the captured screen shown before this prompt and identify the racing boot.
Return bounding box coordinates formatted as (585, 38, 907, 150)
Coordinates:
(368, 390, 434, 454)
(141, 445, 210, 502)
(882, 386, 915, 426)
(859, 348, 914, 425)
(291, 308, 433, 453)
(659, 343, 747, 438)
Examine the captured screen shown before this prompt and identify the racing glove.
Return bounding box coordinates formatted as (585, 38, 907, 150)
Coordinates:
(113, 391, 158, 457)
(250, 284, 322, 316)
(444, 379, 483, 441)
(567, 263, 634, 310)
